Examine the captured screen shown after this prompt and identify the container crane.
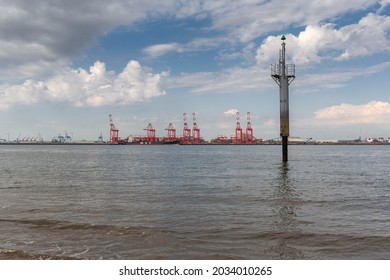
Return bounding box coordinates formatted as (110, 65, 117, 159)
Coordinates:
(143, 123, 156, 143)
(98, 132, 103, 143)
(165, 123, 177, 141)
(64, 131, 72, 142)
(245, 112, 253, 144)
(182, 113, 191, 144)
(109, 114, 119, 144)
(235, 112, 243, 144)
(192, 112, 200, 144)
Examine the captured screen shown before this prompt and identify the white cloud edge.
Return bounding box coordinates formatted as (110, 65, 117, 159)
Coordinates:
(144, 11, 390, 62)
(0, 60, 167, 110)
(314, 100, 390, 125)
(256, 13, 390, 66)
(1, 2, 390, 109)
(223, 108, 238, 117)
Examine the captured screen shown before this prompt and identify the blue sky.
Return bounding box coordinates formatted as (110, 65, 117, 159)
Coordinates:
(0, 0, 389, 141)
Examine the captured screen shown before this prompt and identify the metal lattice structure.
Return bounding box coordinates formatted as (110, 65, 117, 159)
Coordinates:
(182, 113, 191, 144)
(192, 113, 200, 144)
(109, 114, 119, 145)
(235, 112, 243, 144)
(165, 123, 177, 141)
(245, 112, 253, 144)
(143, 123, 156, 142)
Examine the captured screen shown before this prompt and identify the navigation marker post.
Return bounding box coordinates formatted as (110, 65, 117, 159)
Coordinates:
(271, 35, 295, 162)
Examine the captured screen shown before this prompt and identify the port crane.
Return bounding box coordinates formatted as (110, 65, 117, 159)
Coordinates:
(235, 112, 243, 144)
(143, 123, 156, 142)
(109, 114, 119, 144)
(98, 132, 103, 143)
(192, 113, 200, 144)
(182, 113, 191, 144)
(64, 131, 72, 142)
(165, 123, 177, 141)
(245, 112, 253, 144)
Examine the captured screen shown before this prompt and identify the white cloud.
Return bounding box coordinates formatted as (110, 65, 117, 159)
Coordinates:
(296, 62, 390, 89)
(164, 58, 390, 96)
(337, 13, 390, 60)
(142, 36, 232, 58)
(256, 13, 390, 65)
(0, 0, 176, 81)
(0, 60, 167, 109)
(0, 0, 386, 81)
(138, 1, 389, 61)
(164, 66, 271, 94)
(163, 58, 390, 97)
(142, 43, 183, 58)
(379, 0, 390, 12)
(314, 101, 390, 125)
(224, 109, 238, 117)
(264, 118, 276, 127)
(199, 0, 378, 42)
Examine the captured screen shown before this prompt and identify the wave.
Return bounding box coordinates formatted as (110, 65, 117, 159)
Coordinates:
(0, 218, 178, 260)
(1, 218, 389, 260)
(0, 248, 79, 260)
(0, 218, 175, 237)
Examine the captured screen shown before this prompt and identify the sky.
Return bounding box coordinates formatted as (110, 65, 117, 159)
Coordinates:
(0, 0, 389, 142)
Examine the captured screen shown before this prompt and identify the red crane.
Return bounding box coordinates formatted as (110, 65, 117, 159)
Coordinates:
(109, 114, 119, 145)
(143, 123, 156, 143)
(245, 112, 253, 144)
(192, 112, 200, 144)
(235, 112, 243, 144)
(165, 123, 176, 141)
(182, 113, 191, 144)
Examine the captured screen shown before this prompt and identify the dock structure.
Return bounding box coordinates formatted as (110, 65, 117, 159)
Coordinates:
(271, 35, 295, 161)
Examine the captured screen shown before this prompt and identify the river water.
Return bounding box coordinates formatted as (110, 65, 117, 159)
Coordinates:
(0, 144, 389, 259)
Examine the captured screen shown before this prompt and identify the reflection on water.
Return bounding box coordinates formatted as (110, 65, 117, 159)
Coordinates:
(275, 162, 297, 228)
(269, 162, 304, 259)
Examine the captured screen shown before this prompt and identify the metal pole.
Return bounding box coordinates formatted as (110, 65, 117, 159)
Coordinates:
(282, 136, 288, 161)
(280, 41, 289, 162)
(271, 35, 295, 162)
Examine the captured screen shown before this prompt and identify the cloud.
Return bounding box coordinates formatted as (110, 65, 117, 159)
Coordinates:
(224, 109, 238, 117)
(197, 0, 378, 43)
(142, 37, 232, 58)
(264, 119, 276, 127)
(142, 43, 183, 58)
(1, 0, 386, 81)
(379, 0, 390, 12)
(296, 62, 390, 89)
(314, 101, 390, 125)
(142, 1, 386, 60)
(164, 66, 271, 94)
(163, 59, 390, 97)
(0, 0, 176, 81)
(0, 60, 167, 109)
(164, 59, 390, 96)
(256, 13, 390, 65)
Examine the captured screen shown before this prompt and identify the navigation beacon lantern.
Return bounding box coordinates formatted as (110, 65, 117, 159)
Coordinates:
(271, 35, 295, 161)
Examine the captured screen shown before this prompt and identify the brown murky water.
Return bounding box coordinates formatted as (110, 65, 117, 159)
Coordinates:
(1, 145, 389, 259)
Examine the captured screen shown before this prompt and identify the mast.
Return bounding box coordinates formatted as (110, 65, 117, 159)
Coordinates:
(271, 35, 295, 161)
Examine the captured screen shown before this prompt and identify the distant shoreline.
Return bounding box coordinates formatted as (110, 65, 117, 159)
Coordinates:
(1, 141, 390, 146)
